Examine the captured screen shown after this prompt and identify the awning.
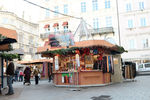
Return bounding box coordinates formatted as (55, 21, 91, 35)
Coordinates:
(53, 23, 59, 27)
(44, 24, 50, 28)
(7, 48, 24, 55)
(62, 22, 68, 26)
(0, 38, 17, 45)
(0, 27, 17, 40)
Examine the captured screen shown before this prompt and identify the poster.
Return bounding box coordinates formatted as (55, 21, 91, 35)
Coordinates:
(55, 56, 59, 70)
(76, 54, 80, 67)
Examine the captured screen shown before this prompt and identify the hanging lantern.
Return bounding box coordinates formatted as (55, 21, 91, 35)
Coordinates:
(56, 54, 60, 56)
(75, 50, 80, 54)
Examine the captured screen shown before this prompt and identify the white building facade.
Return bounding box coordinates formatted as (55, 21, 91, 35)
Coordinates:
(0, 11, 41, 61)
(39, 0, 120, 45)
(118, 0, 150, 63)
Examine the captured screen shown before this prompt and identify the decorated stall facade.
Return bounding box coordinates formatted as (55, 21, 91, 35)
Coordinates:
(39, 40, 125, 87)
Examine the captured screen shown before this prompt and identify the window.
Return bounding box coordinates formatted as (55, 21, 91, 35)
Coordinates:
(140, 18, 146, 27)
(92, 0, 98, 11)
(129, 40, 135, 49)
(105, 0, 110, 8)
(128, 19, 133, 28)
(81, 2, 86, 13)
(45, 9, 50, 18)
(64, 4, 68, 14)
(93, 18, 99, 29)
(145, 64, 150, 68)
(19, 33, 24, 43)
(2, 18, 8, 24)
(54, 6, 59, 16)
(126, 3, 132, 12)
(106, 16, 112, 27)
(139, 2, 144, 10)
(138, 64, 143, 69)
(142, 38, 148, 48)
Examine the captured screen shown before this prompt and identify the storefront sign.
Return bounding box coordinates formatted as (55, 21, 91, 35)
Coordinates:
(76, 54, 80, 67)
(55, 56, 59, 70)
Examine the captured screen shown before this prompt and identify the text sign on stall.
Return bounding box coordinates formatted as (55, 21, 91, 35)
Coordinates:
(76, 54, 80, 67)
(55, 56, 59, 70)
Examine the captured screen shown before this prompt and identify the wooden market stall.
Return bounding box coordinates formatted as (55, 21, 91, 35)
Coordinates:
(0, 27, 17, 89)
(18, 59, 53, 79)
(38, 40, 125, 87)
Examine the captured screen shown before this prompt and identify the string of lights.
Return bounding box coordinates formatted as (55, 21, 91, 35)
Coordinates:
(23, 0, 81, 19)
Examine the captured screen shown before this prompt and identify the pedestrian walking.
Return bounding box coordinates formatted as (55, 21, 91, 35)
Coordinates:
(19, 70, 24, 82)
(33, 66, 40, 85)
(14, 68, 19, 81)
(48, 70, 53, 82)
(6, 59, 15, 95)
(23, 67, 31, 85)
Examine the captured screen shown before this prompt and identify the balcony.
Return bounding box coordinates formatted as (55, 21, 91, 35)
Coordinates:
(89, 27, 114, 35)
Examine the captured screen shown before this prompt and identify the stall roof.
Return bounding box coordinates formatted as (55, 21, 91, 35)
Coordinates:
(0, 27, 17, 40)
(37, 40, 118, 54)
(71, 40, 115, 48)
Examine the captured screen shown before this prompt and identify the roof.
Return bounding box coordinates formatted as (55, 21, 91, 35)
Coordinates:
(71, 40, 115, 48)
(7, 49, 24, 55)
(18, 59, 53, 65)
(0, 27, 17, 40)
(37, 40, 116, 53)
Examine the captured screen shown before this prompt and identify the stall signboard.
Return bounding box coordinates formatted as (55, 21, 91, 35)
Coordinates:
(76, 54, 80, 67)
(55, 56, 59, 70)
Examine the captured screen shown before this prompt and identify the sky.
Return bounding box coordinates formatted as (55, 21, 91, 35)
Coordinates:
(0, 0, 41, 23)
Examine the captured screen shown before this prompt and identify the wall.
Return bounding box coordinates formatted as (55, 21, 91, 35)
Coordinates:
(111, 55, 123, 83)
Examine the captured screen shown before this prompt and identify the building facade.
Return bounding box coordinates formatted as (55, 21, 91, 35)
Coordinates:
(0, 11, 41, 61)
(39, 0, 120, 45)
(118, 0, 150, 64)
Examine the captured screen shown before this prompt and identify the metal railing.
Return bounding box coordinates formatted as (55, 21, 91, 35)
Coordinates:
(89, 27, 114, 35)
(40, 27, 114, 39)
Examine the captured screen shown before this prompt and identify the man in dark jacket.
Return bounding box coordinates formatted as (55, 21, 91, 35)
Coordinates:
(6, 59, 15, 95)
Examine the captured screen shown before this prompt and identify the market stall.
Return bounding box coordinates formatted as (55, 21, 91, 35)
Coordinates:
(38, 40, 125, 87)
(18, 59, 53, 79)
(0, 27, 17, 91)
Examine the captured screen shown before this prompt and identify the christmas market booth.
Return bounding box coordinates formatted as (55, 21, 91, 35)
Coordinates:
(0, 27, 18, 91)
(38, 40, 125, 87)
(18, 59, 53, 79)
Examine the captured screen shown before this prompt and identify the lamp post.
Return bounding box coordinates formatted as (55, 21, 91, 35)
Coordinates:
(116, 0, 121, 46)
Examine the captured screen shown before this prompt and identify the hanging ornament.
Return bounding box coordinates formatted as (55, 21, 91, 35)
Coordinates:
(93, 49, 98, 55)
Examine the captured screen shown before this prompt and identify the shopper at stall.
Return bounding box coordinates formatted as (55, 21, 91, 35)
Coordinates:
(6, 59, 15, 95)
(33, 66, 40, 85)
(23, 67, 31, 85)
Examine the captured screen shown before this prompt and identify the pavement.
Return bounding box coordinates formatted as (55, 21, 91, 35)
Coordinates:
(0, 76, 150, 100)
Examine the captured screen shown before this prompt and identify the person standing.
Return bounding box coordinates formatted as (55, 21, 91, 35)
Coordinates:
(23, 67, 31, 85)
(6, 59, 15, 95)
(33, 66, 40, 85)
(14, 68, 19, 81)
(19, 70, 24, 82)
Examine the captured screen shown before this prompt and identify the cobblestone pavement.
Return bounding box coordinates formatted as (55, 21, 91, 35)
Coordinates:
(0, 76, 150, 100)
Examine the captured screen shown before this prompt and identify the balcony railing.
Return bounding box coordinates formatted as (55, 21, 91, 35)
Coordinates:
(89, 27, 114, 35)
(40, 27, 114, 39)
